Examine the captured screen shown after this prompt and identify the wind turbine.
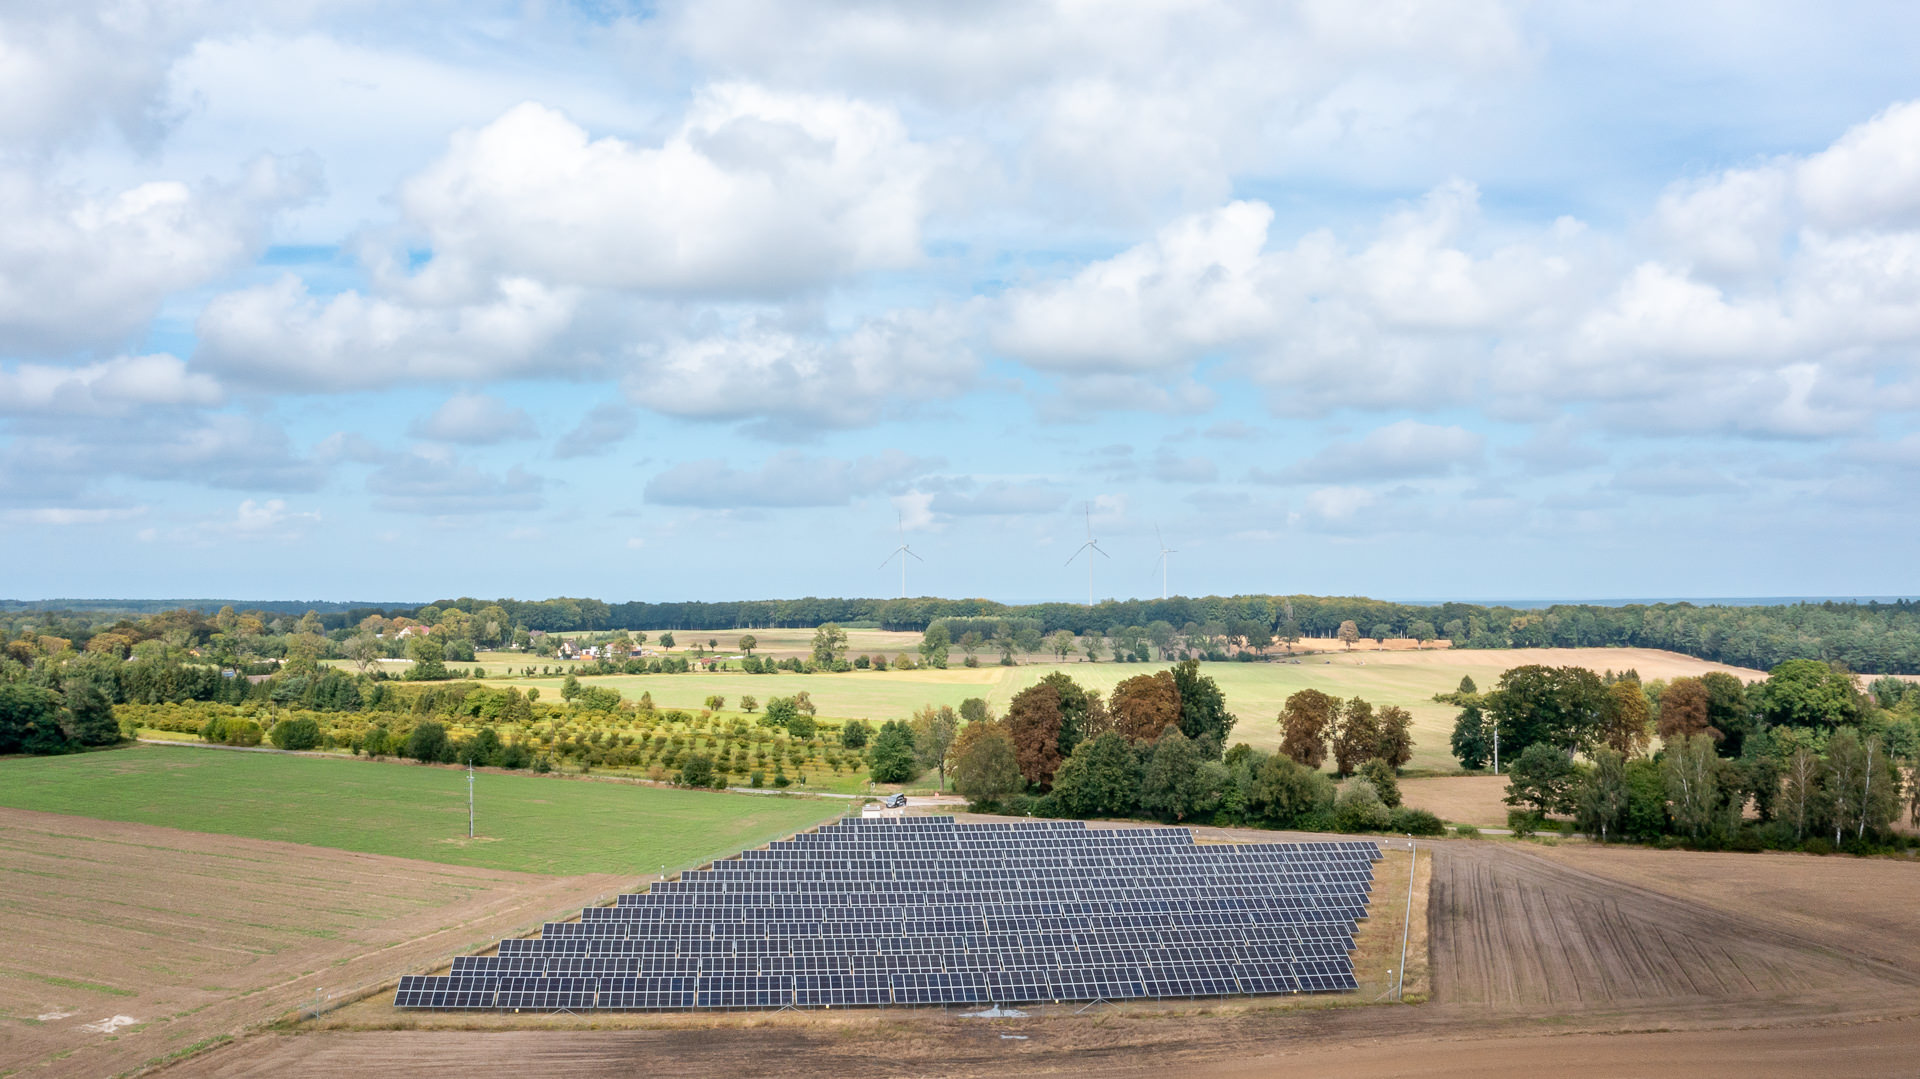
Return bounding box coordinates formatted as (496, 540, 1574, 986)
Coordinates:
(1064, 503, 1109, 607)
(879, 513, 922, 599)
(1152, 525, 1177, 600)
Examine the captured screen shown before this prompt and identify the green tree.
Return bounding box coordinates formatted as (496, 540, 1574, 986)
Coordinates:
(1700, 672, 1755, 756)
(1331, 697, 1379, 777)
(345, 632, 383, 675)
(405, 720, 450, 763)
(1047, 630, 1078, 661)
(679, 753, 717, 788)
(1825, 728, 1901, 843)
(60, 679, 120, 746)
(270, 716, 322, 751)
(1148, 621, 1177, 659)
(867, 719, 919, 783)
(406, 635, 449, 681)
(1599, 679, 1653, 757)
(658, 631, 675, 648)
(1050, 732, 1142, 817)
(909, 705, 960, 789)
(1139, 728, 1211, 821)
(1778, 746, 1823, 841)
(1575, 747, 1629, 842)
(1246, 753, 1334, 827)
(1756, 659, 1862, 730)
(1662, 733, 1725, 841)
(1171, 659, 1236, 753)
(1358, 758, 1401, 808)
(840, 718, 872, 749)
(0, 683, 69, 754)
(1486, 665, 1608, 757)
(1373, 705, 1414, 771)
(739, 694, 758, 714)
(952, 723, 1023, 807)
(1037, 672, 1095, 759)
(958, 698, 991, 724)
(811, 623, 849, 667)
(737, 634, 757, 656)
(1504, 742, 1576, 816)
(763, 696, 798, 729)
(917, 624, 950, 669)
(1441, 676, 1492, 770)
(1333, 778, 1392, 831)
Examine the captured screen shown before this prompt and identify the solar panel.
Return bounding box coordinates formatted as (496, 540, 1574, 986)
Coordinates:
(395, 819, 1379, 1011)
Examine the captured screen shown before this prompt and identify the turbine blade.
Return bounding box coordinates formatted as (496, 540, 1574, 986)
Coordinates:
(907, 548, 923, 561)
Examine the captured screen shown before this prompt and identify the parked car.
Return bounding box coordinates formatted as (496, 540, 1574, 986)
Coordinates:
(883, 793, 907, 809)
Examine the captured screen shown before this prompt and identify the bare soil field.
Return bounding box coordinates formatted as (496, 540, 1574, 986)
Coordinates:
(0, 807, 626, 1079)
(172, 837, 1920, 1078)
(1399, 775, 1511, 827)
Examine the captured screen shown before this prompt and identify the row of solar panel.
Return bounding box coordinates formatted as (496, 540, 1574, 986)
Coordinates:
(500, 923, 1355, 953)
(395, 962, 1358, 1010)
(635, 889, 1371, 906)
(452, 943, 1358, 976)
(520, 919, 1362, 945)
(570, 904, 1367, 927)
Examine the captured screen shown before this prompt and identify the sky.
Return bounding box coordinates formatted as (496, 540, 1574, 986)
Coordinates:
(5, 1, 1920, 605)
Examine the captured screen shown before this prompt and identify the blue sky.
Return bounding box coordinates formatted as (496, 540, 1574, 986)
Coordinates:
(5, 1, 1920, 604)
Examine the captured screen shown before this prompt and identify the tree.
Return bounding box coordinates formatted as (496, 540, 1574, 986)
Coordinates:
(1485, 665, 1607, 757)
(1110, 671, 1182, 743)
(1407, 620, 1436, 647)
(917, 624, 950, 669)
(952, 722, 1023, 807)
(1441, 676, 1492, 770)
(1662, 734, 1725, 840)
(1246, 754, 1334, 827)
(1331, 697, 1379, 777)
(1779, 746, 1822, 841)
(910, 705, 960, 789)
(404, 721, 450, 763)
(406, 635, 449, 681)
(811, 623, 849, 667)
(560, 672, 582, 701)
(1334, 778, 1392, 831)
(867, 719, 919, 783)
(658, 631, 675, 648)
(1079, 632, 1104, 663)
(270, 716, 322, 751)
(1279, 689, 1338, 770)
(1576, 748, 1629, 842)
(1037, 672, 1093, 759)
(739, 694, 758, 714)
(1050, 732, 1142, 817)
(958, 698, 991, 724)
(1373, 706, 1414, 770)
(1358, 758, 1401, 808)
(840, 718, 872, 749)
(60, 679, 120, 746)
(0, 684, 69, 754)
(679, 753, 717, 788)
(1756, 659, 1861, 730)
(1337, 620, 1360, 650)
(1657, 677, 1715, 743)
(1504, 743, 1576, 816)
(1047, 630, 1078, 661)
(1006, 682, 1065, 789)
(1139, 728, 1211, 821)
(1171, 659, 1235, 751)
(764, 696, 798, 728)
(345, 632, 383, 676)
(1701, 671, 1755, 755)
(958, 631, 983, 663)
(705, 694, 726, 712)
(738, 634, 757, 656)
(1826, 728, 1901, 843)
(1599, 679, 1653, 757)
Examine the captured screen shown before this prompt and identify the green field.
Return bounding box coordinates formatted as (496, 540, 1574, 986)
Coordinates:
(0, 745, 844, 875)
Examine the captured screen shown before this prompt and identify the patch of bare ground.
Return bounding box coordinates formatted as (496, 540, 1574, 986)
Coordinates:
(174, 837, 1920, 1077)
(1399, 775, 1511, 827)
(0, 807, 626, 1079)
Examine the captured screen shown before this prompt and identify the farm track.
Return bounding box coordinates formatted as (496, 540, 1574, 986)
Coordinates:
(173, 840, 1920, 1077)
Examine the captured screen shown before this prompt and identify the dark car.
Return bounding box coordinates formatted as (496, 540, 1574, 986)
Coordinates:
(883, 793, 907, 809)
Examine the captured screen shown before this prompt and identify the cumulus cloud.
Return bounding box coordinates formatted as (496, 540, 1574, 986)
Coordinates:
(1257, 421, 1484, 484)
(925, 480, 1068, 517)
(409, 391, 537, 444)
(643, 449, 937, 508)
(0, 156, 318, 355)
(395, 90, 934, 299)
(0, 354, 221, 415)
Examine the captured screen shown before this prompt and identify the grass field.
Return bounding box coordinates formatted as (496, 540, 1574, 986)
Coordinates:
(483, 646, 1764, 773)
(0, 745, 843, 876)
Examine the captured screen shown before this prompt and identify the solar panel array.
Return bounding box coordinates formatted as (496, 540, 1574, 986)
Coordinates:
(395, 817, 1379, 1011)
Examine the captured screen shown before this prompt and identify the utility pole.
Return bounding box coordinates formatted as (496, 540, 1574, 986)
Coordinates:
(468, 762, 475, 839)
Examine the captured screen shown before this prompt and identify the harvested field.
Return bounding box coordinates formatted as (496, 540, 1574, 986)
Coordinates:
(0, 807, 626, 1079)
(1398, 775, 1510, 827)
(175, 838, 1920, 1077)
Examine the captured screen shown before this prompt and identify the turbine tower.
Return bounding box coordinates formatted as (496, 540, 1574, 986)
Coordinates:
(1064, 502, 1109, 607)
(1153, 525, 1177, 600)
(879, 513, 922, 599)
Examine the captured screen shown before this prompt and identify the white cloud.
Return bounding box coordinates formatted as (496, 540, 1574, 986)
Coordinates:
(409, 391, 537, 444)
(365, 450, 546, 516)
(925, 480, 1068, 517)
(396, 90, 935, 299)
(0, 156, 317, 355)
(0, 354, 221, 415)
(1796, 100, 1920, 230)
(554, 402, 637, 459)
(0, 505, 147, 526)
(1259, 420, 1484, 484)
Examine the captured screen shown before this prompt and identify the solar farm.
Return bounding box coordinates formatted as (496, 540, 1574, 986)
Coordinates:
(394, 817, 1380, 1011)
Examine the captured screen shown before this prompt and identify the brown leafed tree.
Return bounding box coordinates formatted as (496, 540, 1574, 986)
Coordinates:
(1657, 677, 1717, 742)
(1332, 696, 1379, 776)
(1373, 705, 1415, 770)
(1599, 679, 1653, 757)
(1279, 688, 1338, 770)
(1110, 670, 1181, 743)
(1006, 682, 1065, 789)
(1337, 620, 1360, 650)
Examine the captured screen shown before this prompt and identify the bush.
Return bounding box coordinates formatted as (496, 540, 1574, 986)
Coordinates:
(1333, 778, 1392, 832)
(1358, 759, 1401, 808)
(1453, 824, 1480, 837)
(679, 753, 715, 788)
(750, 770, 764, 789)
(270, 716, 322, 751)
(1388, 807, 1444, 836)
(1800, 836, 1834, 856)
(1507, 809, 1543, 838)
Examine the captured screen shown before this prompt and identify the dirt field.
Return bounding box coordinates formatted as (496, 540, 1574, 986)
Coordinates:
(0, 807, 627, 1079)
(1399, 775, 1512, 827)
(171, 835, 1920, 1078)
